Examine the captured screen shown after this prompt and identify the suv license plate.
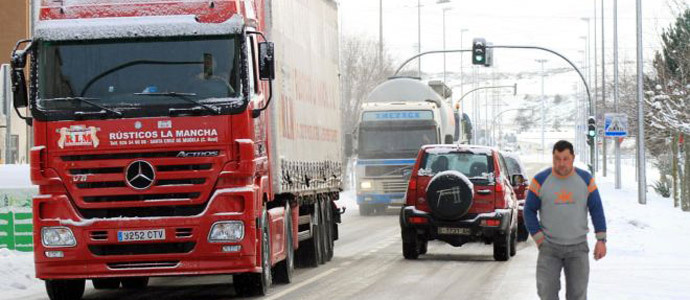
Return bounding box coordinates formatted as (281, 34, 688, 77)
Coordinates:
(118, 229, 165, 242)
(438, 227, 470, 235)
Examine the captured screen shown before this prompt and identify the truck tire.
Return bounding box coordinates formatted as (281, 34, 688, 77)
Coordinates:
(121, 277, 149, 289)
(45, 279, 85, 300)
(493, 232, 511, 262)
(92, 278, 119, 289)
(296, 204, 322, 268)
(324, 200, 335, 261)
(316, 200, 327, 265)
(426, 171, 474, 221)
(273, 205, 294, 284)
(401, 227, 420, 260)
(234, 210, 272, 296)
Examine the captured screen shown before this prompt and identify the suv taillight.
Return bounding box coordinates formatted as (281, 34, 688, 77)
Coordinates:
(494, 182, 507, 208)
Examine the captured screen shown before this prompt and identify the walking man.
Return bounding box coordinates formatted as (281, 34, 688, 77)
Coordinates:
(524, 140, 607, 300)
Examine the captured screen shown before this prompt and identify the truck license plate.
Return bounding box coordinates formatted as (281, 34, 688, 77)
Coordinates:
(438, 227, 470, 235)
(117, 229, 165, 242)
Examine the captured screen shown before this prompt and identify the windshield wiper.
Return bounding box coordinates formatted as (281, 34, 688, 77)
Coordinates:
(133, 92, 220, 115)
(42, 97, 122, 118)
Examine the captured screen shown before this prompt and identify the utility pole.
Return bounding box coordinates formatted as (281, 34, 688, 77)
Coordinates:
(601, 0, 607, 177)
(441, 7, 452, 84)
(459, 28, 468, 120)
(613, 0, 621, 189)
(378, 0, 383, 64)
(636, 0, 646, 204)
(417, 0, 422, 77)
(536, 59, 548, 159)
(593, 0, 599, 172)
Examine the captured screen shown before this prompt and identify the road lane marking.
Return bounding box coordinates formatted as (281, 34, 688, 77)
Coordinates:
(265, 268, 339, 300)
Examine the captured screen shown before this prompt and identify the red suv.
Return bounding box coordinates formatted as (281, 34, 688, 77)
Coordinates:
(400, 145, 520, 261)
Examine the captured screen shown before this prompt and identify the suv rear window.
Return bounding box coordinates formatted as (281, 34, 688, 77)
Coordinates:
(419, 151, 494, 180)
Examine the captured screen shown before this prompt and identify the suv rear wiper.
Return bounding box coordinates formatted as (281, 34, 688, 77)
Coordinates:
(133, 92, 220, 115)
(42, 97, 123, 118)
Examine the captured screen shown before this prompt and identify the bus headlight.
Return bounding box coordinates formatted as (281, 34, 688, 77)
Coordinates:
(360, 181, 372, 189)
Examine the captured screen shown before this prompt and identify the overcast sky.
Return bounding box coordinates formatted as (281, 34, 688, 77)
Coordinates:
(339, 0, 680, 77)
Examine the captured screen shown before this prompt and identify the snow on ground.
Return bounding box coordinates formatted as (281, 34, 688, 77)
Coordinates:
(0, 248, 40, 298)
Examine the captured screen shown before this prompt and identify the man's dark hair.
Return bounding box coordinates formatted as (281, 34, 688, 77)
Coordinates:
(552, 140, 574, 155)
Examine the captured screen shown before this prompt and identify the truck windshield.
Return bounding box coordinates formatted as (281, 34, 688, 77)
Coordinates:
(358, 127, 437, 159)
(37, 36, 242, 120)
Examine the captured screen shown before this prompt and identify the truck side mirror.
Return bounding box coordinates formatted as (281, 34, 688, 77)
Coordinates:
(258, 42, 275, 81)
(10, 51, 29, 109)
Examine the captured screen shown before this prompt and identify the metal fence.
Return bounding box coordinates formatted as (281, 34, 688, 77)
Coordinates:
(0, 208, 33, 251)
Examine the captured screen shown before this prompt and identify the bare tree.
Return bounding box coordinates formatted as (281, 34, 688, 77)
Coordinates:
(340, 35, 396, 140)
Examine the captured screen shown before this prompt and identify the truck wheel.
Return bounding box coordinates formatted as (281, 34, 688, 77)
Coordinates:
(273, 206, 294, 284)
(45, 279, 85, 300)
(324, 200, 335, 261)
(517, 223, 529, 242)
(317, 201, 327, 265)
(92, 278, 120, 289)
(121, 277, 149, 289)
(509, 227, 518, 257)
(401, 227, 420, 260)
(493, 232, 511, 261)
(234, 210, 272, 296)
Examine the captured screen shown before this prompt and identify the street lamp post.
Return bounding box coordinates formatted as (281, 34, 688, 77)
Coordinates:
(636, 0, 646, 204)
(613, 0, 621, 189)
(535, 59, 548, 159)
(437, 0, 451, 84)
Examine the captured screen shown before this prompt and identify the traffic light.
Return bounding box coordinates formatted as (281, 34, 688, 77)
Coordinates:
(586, 116, 596, 145)
(472, 38, 486, 65)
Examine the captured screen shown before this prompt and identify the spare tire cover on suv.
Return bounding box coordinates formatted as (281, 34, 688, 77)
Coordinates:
(426, 170, 474, 221)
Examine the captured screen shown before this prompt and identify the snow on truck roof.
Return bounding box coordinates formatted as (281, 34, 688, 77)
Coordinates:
(365, 77, 444, 106)
(34, 13, 244, 41)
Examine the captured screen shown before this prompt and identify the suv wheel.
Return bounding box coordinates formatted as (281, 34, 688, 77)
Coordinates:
(493, 232, 511, 261)
(401, 227, 420, 259)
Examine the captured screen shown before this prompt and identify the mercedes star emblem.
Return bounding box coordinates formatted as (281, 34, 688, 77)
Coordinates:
(125, 160, 155, 190)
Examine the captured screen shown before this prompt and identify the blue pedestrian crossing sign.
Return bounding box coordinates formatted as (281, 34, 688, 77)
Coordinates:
(604, 113, 628, 137)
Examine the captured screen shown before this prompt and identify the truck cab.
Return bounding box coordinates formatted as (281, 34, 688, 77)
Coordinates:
(354, 77, 457, 215)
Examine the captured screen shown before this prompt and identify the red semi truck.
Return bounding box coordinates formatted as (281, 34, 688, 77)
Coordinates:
(9, 0, 342, 299)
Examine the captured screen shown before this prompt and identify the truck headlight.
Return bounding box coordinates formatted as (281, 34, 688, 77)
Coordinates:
(208, 221, 244, 243)
(360, 181, 372, 189)
(41, 227, 76, 248)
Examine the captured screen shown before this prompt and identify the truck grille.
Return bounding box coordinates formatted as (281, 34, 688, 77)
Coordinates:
(89, 242, 195, 256)
(107, 261, 180, 270)
(55, 149, 224, 218)
(365, 165, 412, 177)
(382, 180, 408, 194)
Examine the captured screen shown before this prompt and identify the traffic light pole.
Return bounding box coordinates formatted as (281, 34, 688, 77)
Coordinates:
(393, 44, 596, 175)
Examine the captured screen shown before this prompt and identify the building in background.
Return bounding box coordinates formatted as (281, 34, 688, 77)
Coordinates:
(0, 0, 31, 164)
